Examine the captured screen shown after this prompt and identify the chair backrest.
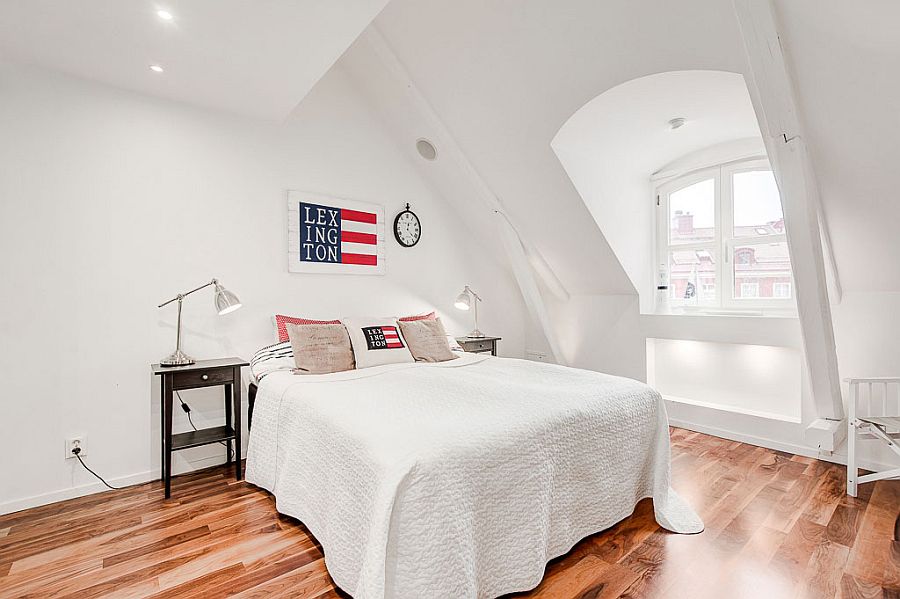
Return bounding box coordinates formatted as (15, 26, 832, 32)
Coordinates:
(847, 377, 900, 420)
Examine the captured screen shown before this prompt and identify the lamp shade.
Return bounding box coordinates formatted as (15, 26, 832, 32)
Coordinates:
(214, 283, 242, 315)
(454, 291, 471, 310)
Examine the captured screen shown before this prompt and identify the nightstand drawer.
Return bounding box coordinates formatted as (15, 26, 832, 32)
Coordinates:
(172, 366, 234, 389)
(456, 336, 501, 356)
(463, 340, 493, 352)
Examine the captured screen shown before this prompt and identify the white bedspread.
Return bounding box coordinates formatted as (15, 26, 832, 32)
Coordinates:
(245, 353, 702, 599)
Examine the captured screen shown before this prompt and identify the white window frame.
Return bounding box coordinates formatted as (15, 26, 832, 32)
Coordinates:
(656, 157, 795, 315)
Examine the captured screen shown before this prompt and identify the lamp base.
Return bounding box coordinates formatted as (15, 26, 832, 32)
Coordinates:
(159, 349, 196, 367)
(467, 329, 486, 338)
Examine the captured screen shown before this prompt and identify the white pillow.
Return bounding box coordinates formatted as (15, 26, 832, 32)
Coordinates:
(341, 317, 415, 369)
(250, 341, 295, 381)
(447, 335, 465, 352)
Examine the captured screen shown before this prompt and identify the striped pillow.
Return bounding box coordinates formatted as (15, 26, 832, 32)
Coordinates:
(250, 341, 294, 381)
(275, 314, 341, 342)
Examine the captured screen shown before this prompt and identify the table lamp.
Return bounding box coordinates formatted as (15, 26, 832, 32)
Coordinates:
(158, 278, 242, 367)
(454, 285, 485, 338)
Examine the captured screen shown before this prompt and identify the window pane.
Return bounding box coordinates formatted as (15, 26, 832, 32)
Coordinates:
(732, 242, 792, 300)
(733, 170, 784, 237)
(669, 178, 715, 245)
(669, 249, 717, 305)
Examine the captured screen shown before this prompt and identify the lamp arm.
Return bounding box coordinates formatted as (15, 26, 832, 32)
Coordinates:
(157, 279, 218, 308)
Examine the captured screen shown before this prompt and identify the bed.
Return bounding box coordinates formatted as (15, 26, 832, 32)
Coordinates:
(245, 352, 702, 599)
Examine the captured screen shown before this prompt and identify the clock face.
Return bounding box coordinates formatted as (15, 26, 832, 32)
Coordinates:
(394, 210, 421, 247)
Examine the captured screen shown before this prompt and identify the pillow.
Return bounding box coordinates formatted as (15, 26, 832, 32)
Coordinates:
(275, 314, 340, 342)
(398, 318, 458, 363)
(250, 341, 295, 381)
(341, 317, 415, 369)
(286, 323, 355, 375)
(447, 335, 465, 352)
(399, 311, 436, 322)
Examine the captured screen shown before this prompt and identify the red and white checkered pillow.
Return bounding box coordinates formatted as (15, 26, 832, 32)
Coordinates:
(398, 311, 436, 322)
(274, 314, 341, 342)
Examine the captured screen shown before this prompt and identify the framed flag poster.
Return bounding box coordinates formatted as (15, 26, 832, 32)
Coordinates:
(287, 191, 386, 275)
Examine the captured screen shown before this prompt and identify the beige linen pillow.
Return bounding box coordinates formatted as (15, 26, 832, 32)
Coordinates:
(286, 323, 355, 374)
(398, 318, 458, 363)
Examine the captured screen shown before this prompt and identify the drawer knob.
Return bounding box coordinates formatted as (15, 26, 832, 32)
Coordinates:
(201, 374, 209, 381)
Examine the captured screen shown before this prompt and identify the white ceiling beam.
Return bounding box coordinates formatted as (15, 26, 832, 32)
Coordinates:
(734, 0, 843, 421)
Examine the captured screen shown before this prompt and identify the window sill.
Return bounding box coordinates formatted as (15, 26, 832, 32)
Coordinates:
(642, 313, 803, 349)
(647, 308, 798, 319)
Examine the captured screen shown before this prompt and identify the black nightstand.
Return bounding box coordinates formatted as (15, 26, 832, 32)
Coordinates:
(456, 336, 501, 356)
(152, 357, 249, 498)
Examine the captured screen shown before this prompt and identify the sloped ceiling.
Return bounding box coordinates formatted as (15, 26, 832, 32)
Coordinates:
(372, 0, 750, 295)
(774, 0, 900, 292)
(0, 0, 388, 120)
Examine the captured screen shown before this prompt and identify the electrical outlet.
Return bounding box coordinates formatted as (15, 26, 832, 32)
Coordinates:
(66, 436, 87, 459)
(525, 350, 549, 362)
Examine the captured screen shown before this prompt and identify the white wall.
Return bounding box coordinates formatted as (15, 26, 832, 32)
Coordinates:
(648, 338, 801, 422)
(0, 60, 528, 513)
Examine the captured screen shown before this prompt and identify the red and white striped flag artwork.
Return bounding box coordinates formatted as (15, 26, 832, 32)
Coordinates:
(288, 192, 385, 275)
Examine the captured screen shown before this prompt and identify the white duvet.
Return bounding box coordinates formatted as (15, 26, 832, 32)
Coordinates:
(245, 353, 702, 599)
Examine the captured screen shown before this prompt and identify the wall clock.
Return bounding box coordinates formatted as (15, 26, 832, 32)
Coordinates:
(393, 203, 421, 247)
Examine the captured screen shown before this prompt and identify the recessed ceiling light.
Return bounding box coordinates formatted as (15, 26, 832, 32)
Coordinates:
(156, 9, 174, 21)
(668, 117, 687, 130)
(149, 64, 164, 73)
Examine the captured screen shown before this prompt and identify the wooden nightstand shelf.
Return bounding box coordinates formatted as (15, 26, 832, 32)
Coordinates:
(152, 357, 248, 498)
(456, 336, 501, 356)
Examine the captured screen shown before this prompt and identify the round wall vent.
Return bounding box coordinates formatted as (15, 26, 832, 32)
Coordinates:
(416, 138, 437, 161)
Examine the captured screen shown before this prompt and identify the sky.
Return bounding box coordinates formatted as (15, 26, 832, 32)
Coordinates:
(670, 169, 783, 232)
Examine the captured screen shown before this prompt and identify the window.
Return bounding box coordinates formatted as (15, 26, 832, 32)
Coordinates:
(773, 282, 791, 298)
(656, 158, 794, 313)
(740, 282, 760, 298)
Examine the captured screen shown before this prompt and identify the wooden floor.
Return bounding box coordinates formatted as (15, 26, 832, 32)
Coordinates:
(1, 428, 898, 598)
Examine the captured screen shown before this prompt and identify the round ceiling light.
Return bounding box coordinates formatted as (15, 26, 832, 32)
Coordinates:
(416, 138, 437, 161)
(149, 64, 164, 73)
(157, 9, 174, 21)
(668, 117, 687, 130)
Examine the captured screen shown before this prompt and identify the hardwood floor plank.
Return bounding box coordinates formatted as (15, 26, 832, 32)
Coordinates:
(840, 573, 884, 599)
(828, 504, 863, 548)
(886, 540, 900, 589)
(102, 524, 211, 568)
(231, 560, 331, 598)
(770, 517, 827, 586)
(799, 540, 850, 599)
(56, 550, 202, 599)
(524, 555, 640, 599)
(1, 430, 898, 599)
(805, 466, 846, 526)
(764, 473, 820, 533)
(203, 544, 321, 596)
(148, 562, 246, 598)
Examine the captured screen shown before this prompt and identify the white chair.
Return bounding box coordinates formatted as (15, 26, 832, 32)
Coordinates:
(846, 377, 900, 497)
